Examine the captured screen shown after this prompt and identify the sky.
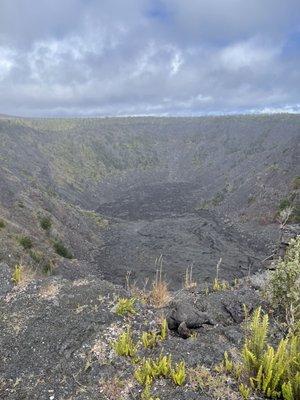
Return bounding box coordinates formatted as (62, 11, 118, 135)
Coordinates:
(0, 0, 300, 117)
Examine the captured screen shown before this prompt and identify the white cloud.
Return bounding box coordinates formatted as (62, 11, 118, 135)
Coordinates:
(219, 40, 280, 71)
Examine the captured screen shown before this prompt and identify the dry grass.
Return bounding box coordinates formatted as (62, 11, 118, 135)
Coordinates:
(183, 265, 197, 290)
(148, 255, 171, 308)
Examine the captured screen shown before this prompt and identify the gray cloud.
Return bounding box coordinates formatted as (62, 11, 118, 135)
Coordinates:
(0, 0, 299, 116)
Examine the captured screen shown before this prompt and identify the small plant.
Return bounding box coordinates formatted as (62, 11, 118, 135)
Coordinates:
(40, 216, 52, 231)
(141, 331, 160, 349)
(0, 219, 5, 229)
(135, 359, 157, 386)
(42, 259, 54, 275)
(29, 250, 43, 263)
(239, 383, 251, 400)
(112, 328, 137, 357)
(149, 255, 170, 308)
(159, 318, 168, 340)
(12, 264, 22, 284)
(183, 266, 197, 290)
(212, 258, 229, 292)
(115, 297, 136, 316)
(242, 307, 269, 374)
(18, 235, 33, 250)
(141, 319, 168, 349)
(171, 361, 186, 386)
(141, 385, 160, 400)
(222, 351, 234, 374)
(53, 239, 73, 259)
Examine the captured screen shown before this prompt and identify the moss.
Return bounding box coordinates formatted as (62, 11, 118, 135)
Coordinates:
(0, 219, 5, 229)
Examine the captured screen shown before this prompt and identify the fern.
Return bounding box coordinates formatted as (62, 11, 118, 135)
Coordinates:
(112, 327, 137, 357)
(171, 361, 186, 386)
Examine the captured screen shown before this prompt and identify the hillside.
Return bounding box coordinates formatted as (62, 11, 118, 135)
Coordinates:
(0, 114, 299, 286)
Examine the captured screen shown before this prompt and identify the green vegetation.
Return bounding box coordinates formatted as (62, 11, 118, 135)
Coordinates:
(0, 219, 5, 229)
(171, 361, 186, 386)
(115, 297, 136, 316)
(134, 354, 172, 385)
(141, 331, 161, 349)
(112, 327, 137, 357)
(243, 308, 300, 399)
(267, 236, 300, 327)
(53, 239, 73, 259)
(141, 319, 168, 349)
(279, 198, 292, 211)
(239, 383, 251, 400)
(12, 264, 22, 285)
(222, 307, 300, 400)
(18, 235, 33, 249)
(40, 216, 52, 231)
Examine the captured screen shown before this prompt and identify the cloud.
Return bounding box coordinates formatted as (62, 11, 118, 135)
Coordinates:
(0, 0, 299, 116)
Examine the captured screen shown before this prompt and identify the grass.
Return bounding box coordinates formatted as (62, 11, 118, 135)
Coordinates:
(53, 239, 73, 259)
(18, 235, 33, 250)
(183, 266, 197, 290)
(40, 216, 52, 231)
(0, 219, 5, 229)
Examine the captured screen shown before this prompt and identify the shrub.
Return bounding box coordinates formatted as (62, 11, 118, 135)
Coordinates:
(53, 239, 73, 259)
(112, 328, 137, 357)
(40, 216, 52, 231)
(115, 297, 136, 316)
(18, 235, 33, 249)
(267, 236, 300, 325)
(0, 219, 5, 229)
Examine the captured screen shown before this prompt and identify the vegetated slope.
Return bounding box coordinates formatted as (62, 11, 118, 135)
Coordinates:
(0, 115, 299, 286)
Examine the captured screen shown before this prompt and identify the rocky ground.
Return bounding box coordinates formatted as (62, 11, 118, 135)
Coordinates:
(0, 261, 275, 400)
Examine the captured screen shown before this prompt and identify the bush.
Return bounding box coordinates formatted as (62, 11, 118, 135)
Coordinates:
(18, 235, 33, 249)
(40, 216, 52, 231)
(0, 219, 5, 229)
(267, 236, 300, 324)
(53, 240, 73, 259)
